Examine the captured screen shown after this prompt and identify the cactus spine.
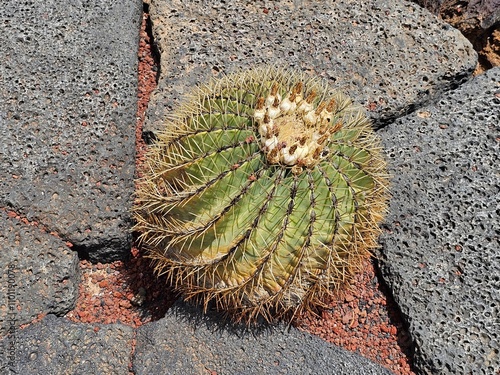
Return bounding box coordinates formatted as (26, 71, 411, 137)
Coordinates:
(133, 67, 390, 323)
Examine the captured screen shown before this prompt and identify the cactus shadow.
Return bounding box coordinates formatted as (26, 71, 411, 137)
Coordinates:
(168, 299, 290, 337)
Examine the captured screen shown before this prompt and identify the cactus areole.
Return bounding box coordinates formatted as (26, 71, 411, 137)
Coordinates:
(133, 67, 390, 323)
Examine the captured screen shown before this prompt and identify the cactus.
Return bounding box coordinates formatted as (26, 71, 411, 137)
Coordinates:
(133, 67, 390, 323)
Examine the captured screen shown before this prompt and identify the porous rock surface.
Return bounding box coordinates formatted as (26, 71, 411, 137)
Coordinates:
(144, 0, 477, 136)
(0, 314, 134, 375)
(132, 302, 393, 375)
(0, 210, 79, 337)
(378, 67, 500, 374)
(0, 0, 142, 262)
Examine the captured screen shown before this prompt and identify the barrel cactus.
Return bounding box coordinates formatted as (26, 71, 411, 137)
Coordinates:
(133, 67, 389, 323)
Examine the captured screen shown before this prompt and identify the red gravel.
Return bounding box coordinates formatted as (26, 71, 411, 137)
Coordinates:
(65, 9, 415, 375)
(295, 260, 415, 375)
(65, 247, 177, 327)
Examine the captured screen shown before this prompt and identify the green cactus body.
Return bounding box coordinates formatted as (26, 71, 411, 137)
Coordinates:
(134, 67, 389, 322)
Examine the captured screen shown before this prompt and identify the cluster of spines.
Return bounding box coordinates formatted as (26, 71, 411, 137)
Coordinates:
(133, 67, 390, 323)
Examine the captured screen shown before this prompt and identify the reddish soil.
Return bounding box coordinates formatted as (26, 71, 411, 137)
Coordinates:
(296, 261, 414, 375)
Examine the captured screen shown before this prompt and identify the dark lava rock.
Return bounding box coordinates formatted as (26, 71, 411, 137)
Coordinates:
(0, 210, 79, 337)
(132, 301, 393, 375)
(0, 0, 143, 262)
(0, 314, 134, 375)
(378, 67, 500, 374)
(144, 0, 477, 137)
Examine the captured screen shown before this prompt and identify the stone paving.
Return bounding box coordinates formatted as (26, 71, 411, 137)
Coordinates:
(379, 67, 500, 374)
(1, 0, 498, 374)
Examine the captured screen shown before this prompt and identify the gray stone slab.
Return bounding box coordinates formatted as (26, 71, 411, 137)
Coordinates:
(0, 0, 142, 262)
(144, 0, 477, 137)
(132, 301, 393, 375)
(0, 210, 79, 337)
(378, 67, 500, 374)
(0, 314, 134, 375)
